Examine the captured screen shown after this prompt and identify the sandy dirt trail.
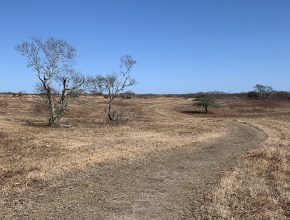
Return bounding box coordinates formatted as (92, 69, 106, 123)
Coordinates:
(1, 99, 268, 219)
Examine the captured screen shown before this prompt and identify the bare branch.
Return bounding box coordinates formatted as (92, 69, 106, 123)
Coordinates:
(16, 37, 82, 127)
(88, 55, 137, 122)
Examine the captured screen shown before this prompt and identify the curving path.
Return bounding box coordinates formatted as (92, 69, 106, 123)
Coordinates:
(3, 119, 267, 219)
(0, 100, 266, 220)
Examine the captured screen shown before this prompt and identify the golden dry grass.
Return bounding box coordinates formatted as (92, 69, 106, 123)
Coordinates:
(0, 95, 224, 197)
(200, 100, 290, 219)
(0, 94, 289, 219)
(202, 145, 290, 219)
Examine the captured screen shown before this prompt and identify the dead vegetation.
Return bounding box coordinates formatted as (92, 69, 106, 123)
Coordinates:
(178, 96, 290, 117)
(0, 95, 222, 201)
(0, 94, 289, 219)
(201, 144, 290, 219)
(198, 115, 290, 219)
(174, 96, 290, 219)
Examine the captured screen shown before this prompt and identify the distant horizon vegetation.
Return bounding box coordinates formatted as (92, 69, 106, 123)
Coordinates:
(1, 87, 289, 97)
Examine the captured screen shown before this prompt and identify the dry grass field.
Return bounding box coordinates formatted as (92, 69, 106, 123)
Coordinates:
(0, 94, 289, 219)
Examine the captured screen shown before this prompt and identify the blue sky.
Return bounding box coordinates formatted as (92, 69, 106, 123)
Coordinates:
(0, 0, 289, 93)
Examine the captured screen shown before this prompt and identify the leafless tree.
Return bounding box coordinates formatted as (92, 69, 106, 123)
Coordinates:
(194, 94, 215, 113)
(88, 55, 136, 122)
(16, 37, 84, 127)
(254, 84, 273, 99)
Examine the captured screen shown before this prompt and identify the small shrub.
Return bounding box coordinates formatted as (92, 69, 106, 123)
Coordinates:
(18, 91, 24, 97)
(119, 91, 136, 99)
(247, 91, 259, 99)
(193, 94, 216, 113)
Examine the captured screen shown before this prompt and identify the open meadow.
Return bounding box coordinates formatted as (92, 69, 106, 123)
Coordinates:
(0, 94, 289, 219)
(1, 1, 290, 219)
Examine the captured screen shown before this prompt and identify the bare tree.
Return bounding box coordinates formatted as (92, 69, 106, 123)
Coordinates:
(194, 94, 215, 113)
(86, 75, 103, 95)
(16, 37, 84, 127)
(88, 55, 136, 122)
(254, 84, 273, 99)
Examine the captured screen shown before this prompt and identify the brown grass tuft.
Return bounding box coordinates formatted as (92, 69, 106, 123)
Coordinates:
(201, 117, 290, 219)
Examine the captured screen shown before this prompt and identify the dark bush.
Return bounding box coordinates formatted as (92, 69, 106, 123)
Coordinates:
(271, 91, 290, 100)
(247, 91, 259, 99)
(119, 91, 136, 99)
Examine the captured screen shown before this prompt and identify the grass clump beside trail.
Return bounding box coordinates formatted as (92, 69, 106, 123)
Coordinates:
(202, 143, 290, 219)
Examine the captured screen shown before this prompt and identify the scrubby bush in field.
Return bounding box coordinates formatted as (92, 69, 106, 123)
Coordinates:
(193, 94, 215, 113)
(119, 91, 136, 99)
(247, 91, 259, 99)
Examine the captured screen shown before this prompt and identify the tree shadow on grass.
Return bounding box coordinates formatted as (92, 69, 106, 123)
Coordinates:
(180, 110, 206, 115)
(23, 120, 50, 128)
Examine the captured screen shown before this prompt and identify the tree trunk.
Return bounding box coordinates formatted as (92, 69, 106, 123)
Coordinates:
(44, 86, 63, 127)
(44, 84, 59, 127)
(108, 99, 114, 121)
(49, 116, 59, 127)
(47, 79, 68, 127)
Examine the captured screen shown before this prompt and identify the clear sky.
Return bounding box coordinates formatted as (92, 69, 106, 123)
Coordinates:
(0, 0, 289, 94)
